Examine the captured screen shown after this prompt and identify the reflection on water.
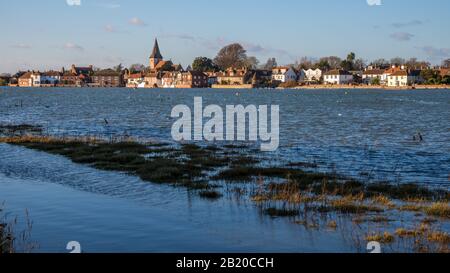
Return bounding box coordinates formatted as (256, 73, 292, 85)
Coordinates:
(0, 87, 449, 252)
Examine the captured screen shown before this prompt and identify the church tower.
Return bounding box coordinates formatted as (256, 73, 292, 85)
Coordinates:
(149, 38, 163, 70)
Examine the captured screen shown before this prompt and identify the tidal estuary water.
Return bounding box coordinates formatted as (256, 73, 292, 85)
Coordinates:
(0, 87, 449, 252)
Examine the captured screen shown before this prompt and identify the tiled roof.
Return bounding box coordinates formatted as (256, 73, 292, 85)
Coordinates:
(324, 69, 352, 76)
(19, 72, 32, 79)
(43, 71, 61, 76)
(389, 70, 421, 77)
(93, 69, 121, 76)
(363, 69, 385, 75)
(390, 70, 408, 76)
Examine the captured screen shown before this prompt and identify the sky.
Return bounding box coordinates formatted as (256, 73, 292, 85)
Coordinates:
(1, 0, 450, 73)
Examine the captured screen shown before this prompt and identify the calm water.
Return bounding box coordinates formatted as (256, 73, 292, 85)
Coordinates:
(0, 87, 449, 252)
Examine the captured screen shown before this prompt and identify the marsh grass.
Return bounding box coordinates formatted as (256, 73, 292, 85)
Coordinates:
(2, 133, 450, 253)
(0, 207, 37, 254)
(319, 197, 384, 214)
(425, 202, 450, 218)
(366, 232, 395, 244)
(0, 211, 13, 254)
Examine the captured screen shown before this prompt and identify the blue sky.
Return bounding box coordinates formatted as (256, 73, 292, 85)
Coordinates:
(1, 0, 449, 73)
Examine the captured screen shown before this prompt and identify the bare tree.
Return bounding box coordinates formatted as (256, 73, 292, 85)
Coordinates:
(371, 58, 389, 68)
(214, 43, 248, 70)
(244, 56, 260, 69)
(298, 57, 314, 70)
(390, 57, 406, 66)
(320, 56, 342, 69)
(263, 58, 277, 70)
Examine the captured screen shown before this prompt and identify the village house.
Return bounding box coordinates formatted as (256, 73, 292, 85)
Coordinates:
(382, 65, 404, 83)
(362, 69, 385, 85)
(18, 72, 33, 87)
(17, 71, 42, 87)
(40, 71, 61, 86)
(31, 72, 41, 87)
(144, 71, 163, 88)
(303, 68, 323, 83)
(60, 72, 86, 87)
(161, 71, 180, 88)
(323, 70, 354, 85)
(91, 69, 123, 87)
(59, 65, 93, 87)
(125, 72, 145, 88)
(271, 67, 297, 83)
(204, 71, 218, 86)
(216, 68, 252, 85)
(178, 71, 208, 88)
(387, 69, 422, 87)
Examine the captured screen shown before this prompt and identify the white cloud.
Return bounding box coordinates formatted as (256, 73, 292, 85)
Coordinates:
(129, 17, 147, 27)
(66, 0, 81, 6)
(63, 42, 84, 51)
(367, 0, 381, 6)
(390, 32, 414, 41)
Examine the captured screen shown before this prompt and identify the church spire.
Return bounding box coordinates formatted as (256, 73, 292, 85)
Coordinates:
(150, 38, 163, 60)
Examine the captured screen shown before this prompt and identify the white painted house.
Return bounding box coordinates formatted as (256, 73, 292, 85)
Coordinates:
(126, 73, 145, 88)
(272, 67, 297, 83)
(41, 71, 61, 85)
(323, 70, 353, 85)
(31, 72, 41, 87)
(362, 69, 385, 85)
(303, 68, 322, 83)
(387, 70, 422, 87)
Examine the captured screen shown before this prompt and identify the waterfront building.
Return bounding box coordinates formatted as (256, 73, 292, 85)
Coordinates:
(387, 70, 422, 87)
(362, 69, 385, 85)
(41, 71, 61, 85)
(178, 71, 208, 88)
(144, 71, 163, 88)
(216, 68, 252, 85)
(91, 69, 123, 87)
(18, 72, 33, 87)
(323, 69, 353, 85)
(125, 72, 145, 88)
(303, 68, 323, 83)
(271, 67, 297, 83)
